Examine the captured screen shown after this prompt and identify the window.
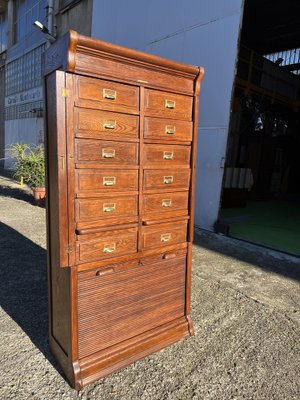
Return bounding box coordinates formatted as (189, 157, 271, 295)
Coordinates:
(5, 43, 46, 120)
(6, 44, 46, 96)
(0, 11, 8, 53)
(60, 0, 81, 12)
(14, 0, 47, 43)
(61, 0, 75, 6)
(264, 48, 300, 75)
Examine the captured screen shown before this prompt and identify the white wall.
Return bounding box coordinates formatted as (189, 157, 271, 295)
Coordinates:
(91, 0, 243, 230)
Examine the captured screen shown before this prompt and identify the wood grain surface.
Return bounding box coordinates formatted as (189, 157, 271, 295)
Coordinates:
(44, 30, 203, 389)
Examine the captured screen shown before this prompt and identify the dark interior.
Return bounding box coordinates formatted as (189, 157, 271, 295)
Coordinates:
(219, 0, 300, 256)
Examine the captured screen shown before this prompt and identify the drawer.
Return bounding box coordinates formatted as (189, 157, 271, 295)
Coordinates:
(144, 89, 193, 121)
(142, 221, 187, 250)
(76, 228, 138, 263)
(144, 117, 193, 142)
(143, 144, 190, 167)
(75, 108, 139, 141)
(75, 139, 138, 166)
(76, 169, 138, 196)
(143, 169, 190, 190)
(77, 255, 186, 357)
(143, 192, 189, 215)
(76, 76, 139, 114)
(76, 195, 138, 223)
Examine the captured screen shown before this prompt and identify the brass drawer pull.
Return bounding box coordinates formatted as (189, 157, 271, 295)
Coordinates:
(162, 199, 172, 207)
(165, 125, 175, 135)
(103, 243, 116, 253)
(165, 99, 176, 109)
(161, 233, 171, 242)
(96, 267, 115, 276)
(103, 177, 116, 186)
(102, 148, 115, 158)
(164, 176, 173, 184)
(103, 203, 116, 212)
(163, 151, 174, 160)
(103, 120, 116, 129)
(103, 89, 117, 100)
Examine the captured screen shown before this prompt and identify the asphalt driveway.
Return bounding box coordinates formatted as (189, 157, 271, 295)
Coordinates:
(0, 173, 299, 400)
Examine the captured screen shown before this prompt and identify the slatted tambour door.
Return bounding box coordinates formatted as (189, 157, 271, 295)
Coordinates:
(77, 257, 186, 358)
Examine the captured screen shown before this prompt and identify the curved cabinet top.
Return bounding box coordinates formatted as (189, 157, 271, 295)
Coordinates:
(44, 30, 204, 95)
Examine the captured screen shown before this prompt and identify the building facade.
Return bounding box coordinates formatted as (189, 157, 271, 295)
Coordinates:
(0, 0, 243, 231)
(0, 0, 92, 168)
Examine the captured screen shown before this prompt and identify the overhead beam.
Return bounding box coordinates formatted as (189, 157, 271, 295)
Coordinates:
(281, 62, 300, 71)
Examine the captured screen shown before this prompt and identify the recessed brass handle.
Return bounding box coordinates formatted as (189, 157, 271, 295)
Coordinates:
(103, 243, 116, 253)
(103, 89, 116, 100)
(103, 203, 116, 212)
(164, 176, 173, 184)
(162, 199, 172, 207)
(102, 148, 115, 158)
(165, 125, 176, 135)
(161, 233, 171, 242)
(103, 120, 116, 129)
(163, 151, 174, 160)
(165, 99, 176, 109)
(103, 177, 116, 186)
(96, 267, 115, 276)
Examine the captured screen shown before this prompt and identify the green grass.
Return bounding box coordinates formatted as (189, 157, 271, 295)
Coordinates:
(220, 200, 300, 255)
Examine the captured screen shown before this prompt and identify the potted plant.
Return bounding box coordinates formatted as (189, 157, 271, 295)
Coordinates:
(9, 143, 46, 205)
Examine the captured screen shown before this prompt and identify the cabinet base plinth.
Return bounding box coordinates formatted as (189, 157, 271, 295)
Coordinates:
(50, 317, 192, 390)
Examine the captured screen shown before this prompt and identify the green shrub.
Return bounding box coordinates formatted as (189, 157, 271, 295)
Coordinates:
(9, 143, 45, 188)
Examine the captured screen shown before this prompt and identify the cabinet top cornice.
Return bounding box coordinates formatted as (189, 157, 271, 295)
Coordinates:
(44, 30, 204, 90)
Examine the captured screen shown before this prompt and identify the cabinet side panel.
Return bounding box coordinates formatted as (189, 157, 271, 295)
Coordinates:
(45, 71, 71, 354)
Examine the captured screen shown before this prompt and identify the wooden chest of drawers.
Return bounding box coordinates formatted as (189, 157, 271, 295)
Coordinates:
(44, 30, 204, 389)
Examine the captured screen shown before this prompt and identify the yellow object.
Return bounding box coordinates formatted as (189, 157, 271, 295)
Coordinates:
(20, 177, 24, 186)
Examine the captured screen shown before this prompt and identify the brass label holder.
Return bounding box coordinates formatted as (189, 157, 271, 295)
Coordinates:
(103, 177, 116, 186)
(162, 199, 172, 207)
(103, 120, 116, 129)
(165, 125, 176, 135)
(164, 176, 173, 184)
(103, 88, 117, 100)
(102, 148, 116, 158)
(165, 99, 176, 109)
(163, 151, 174, 160)
(161, 233, 171, 242)
(103, 243, 116, 253)
(103, 203, 116, 212)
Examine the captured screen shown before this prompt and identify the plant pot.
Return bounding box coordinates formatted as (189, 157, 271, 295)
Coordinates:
(31, 187, 46, 206)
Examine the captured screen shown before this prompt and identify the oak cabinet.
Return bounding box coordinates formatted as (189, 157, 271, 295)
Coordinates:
(44, 30, 204, 389)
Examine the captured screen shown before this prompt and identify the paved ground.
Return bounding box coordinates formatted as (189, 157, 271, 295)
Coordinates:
(0, 173, 300, 400)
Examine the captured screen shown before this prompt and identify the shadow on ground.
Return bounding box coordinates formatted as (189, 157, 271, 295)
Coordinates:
(0, 185, 36, 205)
(0, 222, 64, 380)
(194, 230, 300, 282)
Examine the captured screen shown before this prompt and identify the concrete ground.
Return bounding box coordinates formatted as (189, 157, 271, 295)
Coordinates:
(0, 173, 299, 400)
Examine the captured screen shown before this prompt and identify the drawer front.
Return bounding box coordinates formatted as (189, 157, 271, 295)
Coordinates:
(75, 139, 138, 166)
(143, 169, 190, 190)
(144, 117, 193, 142)
(76, 169, 138, 195)
(143, 192, 189, 215)
(77, 256, 186, 357)
(144, 89, 193, 121)
(142, 221, 187, 250)
(76, 229, 137, 263)
(76, 76, 139, 113)
(143, 144, 191, 167)
(75, 108, 139, 140)
(76, 195, 138, 222)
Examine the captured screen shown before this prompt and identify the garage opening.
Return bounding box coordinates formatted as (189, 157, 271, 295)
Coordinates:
(218, 0, 300, 256)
